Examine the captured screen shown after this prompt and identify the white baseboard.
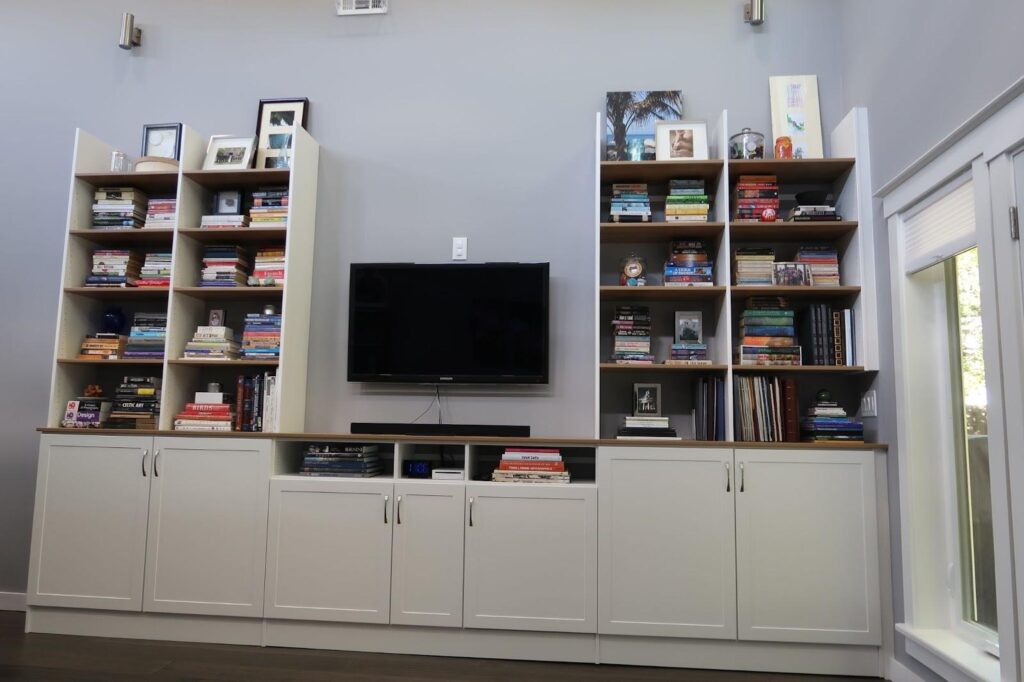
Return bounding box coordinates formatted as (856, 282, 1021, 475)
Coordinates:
(887, 656, 928, 682)
(0, 592, 27, 612)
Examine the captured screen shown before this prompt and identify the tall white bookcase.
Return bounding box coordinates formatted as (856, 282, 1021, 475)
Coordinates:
(47, 126, 319, 432)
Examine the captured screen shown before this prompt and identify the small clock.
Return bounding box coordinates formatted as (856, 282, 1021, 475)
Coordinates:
(141, 123, 182, 160)
(620, 254, 647, 286)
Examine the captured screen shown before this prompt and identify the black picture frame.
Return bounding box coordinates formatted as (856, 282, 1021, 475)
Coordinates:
(140, 122, 183, 160)
(255, 98, 309, 139)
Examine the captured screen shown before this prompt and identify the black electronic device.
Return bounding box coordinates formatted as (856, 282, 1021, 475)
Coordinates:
(351, 422, 532, 438)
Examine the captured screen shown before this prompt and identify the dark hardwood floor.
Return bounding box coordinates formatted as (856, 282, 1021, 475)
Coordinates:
(0, 612, 881, 681)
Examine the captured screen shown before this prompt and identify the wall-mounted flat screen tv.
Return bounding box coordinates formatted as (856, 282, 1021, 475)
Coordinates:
(348, 263, 550, 384)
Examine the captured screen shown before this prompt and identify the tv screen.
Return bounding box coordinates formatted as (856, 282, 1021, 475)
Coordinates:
(348, 263, 550, 384)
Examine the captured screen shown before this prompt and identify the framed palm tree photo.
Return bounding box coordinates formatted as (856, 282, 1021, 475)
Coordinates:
(605, 90, 684, 161)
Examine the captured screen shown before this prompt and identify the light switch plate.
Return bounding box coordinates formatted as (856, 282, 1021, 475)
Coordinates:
(452, 237, 467, 261)
(861, 390, 878, 417)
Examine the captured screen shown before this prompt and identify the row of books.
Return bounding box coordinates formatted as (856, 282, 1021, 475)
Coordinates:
(250, 187, 289, 229)
(200, 214, 250, 229)
(124, 312, 167, 359)
(92, 187, 145, 230)
(144, 199, 177, 229)
(491, 447, 569, 483)
(172, 372, 278, 432)
(734, 246, 841, 287)
(184, 324, 240, 359)
(86, 249, 141, 287)
(734, 378, 865, 443)
(800, 304, 856, 366)
(733, 175, 778, 221)
(61, 376, 161, 429)
(664, 240, 713, 287)
(609, 183, 651, 222)
(138, 252, 171, 288)
(617, 415, 676, 439)
(666, 178, 711, 223)
(610, 305, 652, 364)
(738, 297, 801, 366)
(243, 312, 281, 358)
(201, 245, 248, 287)
(299, 444, 380, 478)
(249, 247, 285, 287)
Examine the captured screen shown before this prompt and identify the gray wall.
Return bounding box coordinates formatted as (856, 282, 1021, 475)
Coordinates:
(839, 2, 1024, 679)
(0, 0, 847, 594)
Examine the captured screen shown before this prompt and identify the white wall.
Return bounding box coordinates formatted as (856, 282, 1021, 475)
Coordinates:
(0, 0, 846, 595)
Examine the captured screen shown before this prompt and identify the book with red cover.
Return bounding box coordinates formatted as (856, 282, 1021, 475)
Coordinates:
(782, 378, 799, 442)
(498, 461, 566, 472)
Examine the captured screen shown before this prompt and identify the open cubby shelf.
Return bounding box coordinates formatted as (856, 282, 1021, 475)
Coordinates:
(75, 170, 179, 192)
(177, 227, 289, 243)
(63, 286, 169, 299)
(600, 222, 726, 243)
(183, 168, 290, 189)
(69, 228, 176, 245)
(729, 220, 858, 241)
(600, 285, 726, 300)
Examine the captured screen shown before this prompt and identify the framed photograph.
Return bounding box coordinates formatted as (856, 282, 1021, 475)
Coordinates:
(772, 262, 811, 286)
(605, 90, 684, 161)
(656, 121, 709, 161)
(674, 311, 703, 343)
(633, 383, 662, 417)
(203, 135, 255, 171)
(769, 75, 823, 159)
(214, 190, 242, 215)
(255, 98, 309, 170)
(208, 309, 226, 327)
(141, 122, 182, 160)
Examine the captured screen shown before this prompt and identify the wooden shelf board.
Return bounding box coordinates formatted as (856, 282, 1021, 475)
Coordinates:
(600, 160, 724, 185)
(168, 358, 279, 367)
(600, 285, 726, 300)
(75, 171, 178, 193)
(729, 220, 858, 241)
(600, 363, 728, 372)
(173, 286, 284, 299)
(64, 286, 169, 299)
(183, 168, 290, 189)
(600, 222, 725, 243)
(56, 358, 164, 366)
(731, 365, 871, 374)
(730, 285, 860, 299)
(177, 227, 288, 243)
(69, 228, 175, 244)
(728, 158, 855, 183)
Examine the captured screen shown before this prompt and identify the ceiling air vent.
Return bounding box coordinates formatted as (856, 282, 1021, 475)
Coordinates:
(336, 0, 388, 15)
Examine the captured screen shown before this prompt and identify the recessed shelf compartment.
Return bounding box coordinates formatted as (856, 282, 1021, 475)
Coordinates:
(183, 168, 290, 190)
(173, 286, 284, 300)
(600, 160, 724, 185)
(731, 365, 869, 374)
(168, 358, 280, 367)
(730, 285, 861, 300)
(274, 439, 396, 478)
(470, 445, 595, 484)
(600, 285, 726, 301)
(728, 158, 855, 183)
(74, 170, 179, 193)
(599, 363, 728, 372)
(177, 227, 289, 243)
(729, 220, 858, 242)
(63, 286, 169, 299)
(69, 228, 176, 245)
(601, 222, 725, 243)
(56, 358, 163, 366)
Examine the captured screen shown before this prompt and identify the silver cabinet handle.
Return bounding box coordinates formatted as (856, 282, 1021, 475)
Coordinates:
(154, 450, 160, 477)
(396, 495, 402, 525)
(142, 449, 148, 477)
(725, 462, 731, 493)
(468, 497, 474, 527)
(384, 494, 389, 524)
(740, 463, 745, 493)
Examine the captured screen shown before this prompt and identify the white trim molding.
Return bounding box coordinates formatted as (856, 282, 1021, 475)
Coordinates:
(0, 591, 27, 611)
(898, 624, 1000, 682)
(887, 656, 930, 682)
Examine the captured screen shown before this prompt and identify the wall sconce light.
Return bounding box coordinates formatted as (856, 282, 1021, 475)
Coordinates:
(119, 13, 142, 50)
(744, 0, 765, 26)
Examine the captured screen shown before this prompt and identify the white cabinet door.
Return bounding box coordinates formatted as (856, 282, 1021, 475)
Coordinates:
(390, 481, 465, 627)
(265, 477, 394, 624)
(463, 483, 597, 633)
(27, 435, 152, 611)
(143, 437, 271, 617)
(735, 449, 881, 645)
(598, 446, 736, 638)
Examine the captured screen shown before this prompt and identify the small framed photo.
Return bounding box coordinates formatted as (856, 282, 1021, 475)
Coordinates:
(674, 311, 703, 343)
(772, 262, 811, 286)
(141, 122, 183, 160)
(203, 135, 255, 171)
(655, 120, 709, 160)
(214, 190, 242, 215)
(255, 98, 309, 170)
(208, 309, 226, 327)
(633, 383, 662, 417)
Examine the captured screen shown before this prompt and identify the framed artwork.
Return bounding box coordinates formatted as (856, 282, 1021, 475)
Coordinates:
(674, 311, 703, 343)
(772, 262, 811, 286)
(208, 309, 225, 327)
(656, 121, 709, 160)
(769, 75, 823, 159)
(203, 136, 255, 171)
(141, 122, 182, 160)
(255, 98, 309, 169)
(214, 190, 242, 215)
(605, 90, 684, 161)
(633, 383, 662, 417)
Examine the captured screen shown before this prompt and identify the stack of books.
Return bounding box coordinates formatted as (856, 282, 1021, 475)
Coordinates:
(733, 175, 779, 221)
(106, 376, 161, 430)
(92, 187, 145, 230)
(665, 179, 710, 222)
(491, 447, 569, 483)
(86, 249, 141, 287)
(123, 312, 167, 359)
(299, 444, 380, 477)
(62, 395, 112, 428)
(249, 188, 289, 228)
(137, 251, 171, 288)
(248, 246, 286, 287)
(77, 333, 126, 360)
(664, 240, 713, 287)
(734, 375, 799, 442)
(200, 245, 248, 287)
(800, 304, 855, 366)
(617, 416, 677, 439)
(609, 183, 651, 223)
(668, 343, 709, 365)
(738, 297, 801, 366)
(796, 245, 840, 286)
(235, 371, 279, 432)
(610, 305, 652, 364)
(183, 324, 240, 360)
(174, 398, 234, 432)
(802, 398, 864, 442)
(788, 204, 839, 221)
(242, 312, 282, 359)
(734, 248, 775, 286)
(200, 214, 250, 229)
(144, 198, 177, 229)
(693, 376, 725, 441)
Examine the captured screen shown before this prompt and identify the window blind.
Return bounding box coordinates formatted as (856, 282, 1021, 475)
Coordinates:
(903, 179, 976, 274)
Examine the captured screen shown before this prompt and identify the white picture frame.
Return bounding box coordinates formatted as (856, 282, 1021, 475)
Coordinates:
(769, 75, 824, 159)
(655, 120, 709, 161)
(202, 135, 256, 171)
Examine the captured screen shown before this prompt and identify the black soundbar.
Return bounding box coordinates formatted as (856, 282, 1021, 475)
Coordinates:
(351, 422, 531, 438)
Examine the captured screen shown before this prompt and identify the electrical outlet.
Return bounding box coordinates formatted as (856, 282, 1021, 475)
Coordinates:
(452, 237, 467, 261)
(861, 390, 877, 417)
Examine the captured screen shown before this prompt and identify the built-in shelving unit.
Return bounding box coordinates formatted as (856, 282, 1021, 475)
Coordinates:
(46, 127, 320, 433)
